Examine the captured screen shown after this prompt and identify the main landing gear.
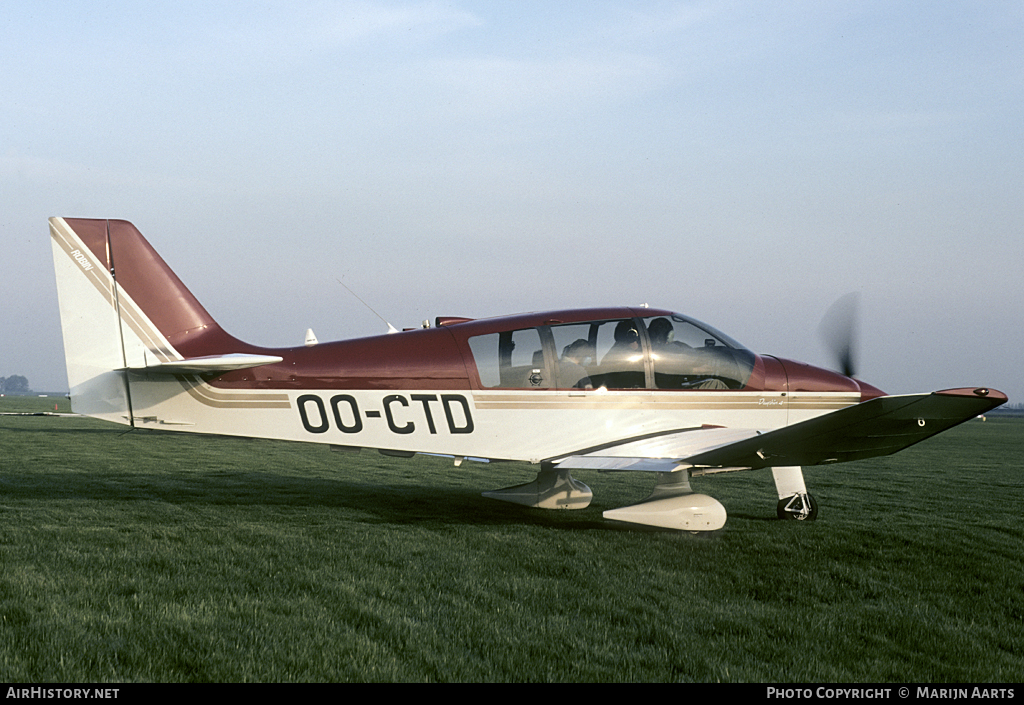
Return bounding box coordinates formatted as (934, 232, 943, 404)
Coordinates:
(482, 463, 819, 530)
(772, 466, 819, 522)
(481, 461, 593, 510)
(484, 462, 727, 531)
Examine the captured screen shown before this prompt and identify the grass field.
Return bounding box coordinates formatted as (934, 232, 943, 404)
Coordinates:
(1, 395, 1022, 682)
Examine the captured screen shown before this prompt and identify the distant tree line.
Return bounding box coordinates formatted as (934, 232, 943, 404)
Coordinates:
(989, 402, 1024, 416)
(0, 375, 31, 394)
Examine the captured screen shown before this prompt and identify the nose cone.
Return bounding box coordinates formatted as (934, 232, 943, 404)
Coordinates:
(854, 378, 887, 401)
(763, 356, 887, 401)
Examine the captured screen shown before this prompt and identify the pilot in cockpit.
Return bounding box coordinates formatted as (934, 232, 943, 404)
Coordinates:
(647, 317, 687, 351)
(647, 317, 728, 389)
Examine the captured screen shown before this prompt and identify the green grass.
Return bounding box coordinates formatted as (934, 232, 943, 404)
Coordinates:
(1, 395, 1022, 681)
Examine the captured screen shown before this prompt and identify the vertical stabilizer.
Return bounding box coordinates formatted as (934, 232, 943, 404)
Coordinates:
(49, 217, 286, 436)
(50, 217, 246, 424)
(50, 217, 132, 424)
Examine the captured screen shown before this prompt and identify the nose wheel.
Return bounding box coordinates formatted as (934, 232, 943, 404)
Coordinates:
(777, 492, 818, 521)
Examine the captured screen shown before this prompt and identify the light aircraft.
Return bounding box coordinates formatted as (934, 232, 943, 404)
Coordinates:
(49, 217, 1007, 531)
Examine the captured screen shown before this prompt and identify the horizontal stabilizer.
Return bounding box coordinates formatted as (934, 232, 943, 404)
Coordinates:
(129, 353, 283, 375)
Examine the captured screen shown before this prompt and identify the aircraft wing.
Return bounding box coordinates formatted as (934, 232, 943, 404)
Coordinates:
(552, 427, 764, 472)
(555, 388, 1006, 473)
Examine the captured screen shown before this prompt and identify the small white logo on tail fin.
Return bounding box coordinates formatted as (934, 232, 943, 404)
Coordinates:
(69, 249, 94, 271)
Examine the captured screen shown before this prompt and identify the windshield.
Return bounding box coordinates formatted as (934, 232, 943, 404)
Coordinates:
(642, 314, 755, 390)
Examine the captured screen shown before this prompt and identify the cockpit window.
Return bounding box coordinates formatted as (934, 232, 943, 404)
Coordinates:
(466, 313, 754, 391)
(550, 319, 643, 389)
(643, 315, 754, 390)
(548, 323, 595, 389)
(468, 328, 549, 388)
(591, 319, 646, 389)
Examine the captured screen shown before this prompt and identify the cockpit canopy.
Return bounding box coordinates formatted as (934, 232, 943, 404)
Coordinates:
(467, 312, 755, 390)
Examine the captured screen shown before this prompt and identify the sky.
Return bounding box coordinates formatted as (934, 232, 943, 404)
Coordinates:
(2, 1, 1022, 403)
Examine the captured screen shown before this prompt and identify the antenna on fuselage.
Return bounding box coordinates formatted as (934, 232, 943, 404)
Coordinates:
(336, 278, 399, 334)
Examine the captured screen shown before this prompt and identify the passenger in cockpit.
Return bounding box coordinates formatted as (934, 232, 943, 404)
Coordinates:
(557, 339, 593, 389)
(599, 321, 645, 388)
(604, 321, 641, 360)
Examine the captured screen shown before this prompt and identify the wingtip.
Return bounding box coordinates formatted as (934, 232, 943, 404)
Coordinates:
(934, 387, 1008, 404)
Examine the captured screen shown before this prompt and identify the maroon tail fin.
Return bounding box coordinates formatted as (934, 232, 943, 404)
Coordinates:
(61, 218, 242, 357)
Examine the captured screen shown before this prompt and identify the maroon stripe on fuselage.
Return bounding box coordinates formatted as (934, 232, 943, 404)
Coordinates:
(209, 328, 474, 391)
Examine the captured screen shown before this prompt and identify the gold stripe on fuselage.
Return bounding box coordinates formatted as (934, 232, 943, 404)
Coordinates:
(470, 391, 858, 412)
